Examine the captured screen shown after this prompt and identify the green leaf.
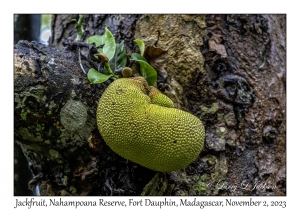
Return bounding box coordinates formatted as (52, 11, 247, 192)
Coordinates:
(134, 60, 157, 86)
(87, 68, 112, 84)
(87, 27, 116, 61)
(131, 54, 157, 85)
(87, 35, 103, 47)
(109, 41, 127, 72)
(71, 15, 84, 41)
(131, 53, 148, 62)
(75, 14, 84, 41)
(134, 39, 145, 56)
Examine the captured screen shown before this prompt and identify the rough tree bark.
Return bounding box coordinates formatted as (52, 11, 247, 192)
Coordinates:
(14, 14, 286, 196)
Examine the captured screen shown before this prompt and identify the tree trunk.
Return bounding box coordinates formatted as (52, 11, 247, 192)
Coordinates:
(14, 14, 41, 196)
(14, 14, 286, 196)
(14, 14, 41, 44)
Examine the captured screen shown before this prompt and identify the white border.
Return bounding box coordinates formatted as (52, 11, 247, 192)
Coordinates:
(3, 0, 297, 209)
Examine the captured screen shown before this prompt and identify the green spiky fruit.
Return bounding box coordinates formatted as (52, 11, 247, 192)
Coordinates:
(96, 77, 205, 172)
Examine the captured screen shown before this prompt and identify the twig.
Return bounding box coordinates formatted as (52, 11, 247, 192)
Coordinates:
(78, 48, 86, 74)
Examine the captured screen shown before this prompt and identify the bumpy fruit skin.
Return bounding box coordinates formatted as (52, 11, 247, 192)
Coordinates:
(97, 77, 205, 172)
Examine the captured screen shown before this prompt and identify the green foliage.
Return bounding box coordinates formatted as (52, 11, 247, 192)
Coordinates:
(41, 14, 52, 31)
(131, 53, 148, 62)
(109, 41, 127, 72)
(87, 27, 116, 61)
(130, 55, 157, 86)
(134, 39, 145, 56)
(71, 14, 84, 41)
(87, 68, 112, 84)
(82, 27, 157, 86)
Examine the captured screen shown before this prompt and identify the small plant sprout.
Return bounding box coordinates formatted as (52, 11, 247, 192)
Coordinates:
(69, 25, 158, 86)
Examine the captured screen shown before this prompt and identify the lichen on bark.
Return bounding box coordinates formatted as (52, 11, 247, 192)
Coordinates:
(135, 14, 207, 109)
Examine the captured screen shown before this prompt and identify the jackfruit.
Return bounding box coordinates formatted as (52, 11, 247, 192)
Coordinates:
(96, 77, 205, 172)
